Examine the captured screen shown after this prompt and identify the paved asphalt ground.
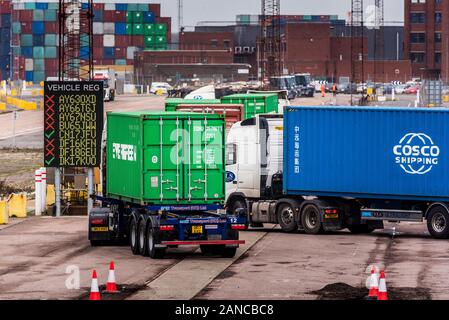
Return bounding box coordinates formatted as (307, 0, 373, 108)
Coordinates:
(0, 217, 447, 300)
(0, 93, 447, 300)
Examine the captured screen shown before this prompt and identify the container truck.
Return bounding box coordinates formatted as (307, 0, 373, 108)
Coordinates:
(89, 111, 246, 258)
(225, 106, 449, 239)
(92, 69, 116, 101)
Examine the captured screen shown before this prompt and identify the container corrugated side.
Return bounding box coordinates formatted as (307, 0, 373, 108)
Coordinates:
(106, 111, 225, 205)
(165, 99, 221, 111)
(284, 106, 449, 202)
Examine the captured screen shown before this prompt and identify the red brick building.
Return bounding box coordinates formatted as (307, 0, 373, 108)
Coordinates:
(404, 0, 449, 80)
(179, 31, 234, 51)
(285, 23, 412, 82)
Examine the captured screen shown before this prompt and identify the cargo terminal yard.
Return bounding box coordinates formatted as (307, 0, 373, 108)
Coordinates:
(1, 0, 449, 307)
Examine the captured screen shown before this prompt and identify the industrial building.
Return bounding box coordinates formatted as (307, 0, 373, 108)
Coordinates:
(405, 0, 449, 80)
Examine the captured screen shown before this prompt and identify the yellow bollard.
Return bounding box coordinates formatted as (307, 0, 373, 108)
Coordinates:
(444, 95, 449, 103)
(46, 184, 55, 206)
(40, 81, 44, 87)
(11, 89, 17, 96)
(6, 96, 12, 104)
(39, 89, 44, 96)
(0, 200, 8, 224)
(7, 193, 27, 218)
(0, 102, 5, 110)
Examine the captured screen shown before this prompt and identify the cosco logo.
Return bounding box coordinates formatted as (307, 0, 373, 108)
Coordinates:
(393, 133, 440, 175)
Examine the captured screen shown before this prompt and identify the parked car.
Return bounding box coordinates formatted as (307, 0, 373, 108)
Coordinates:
(382, 83, 394, 95)
(404, 86, 419, 94)
(338, 82, 358, 94)
(150, 82, 173, 95)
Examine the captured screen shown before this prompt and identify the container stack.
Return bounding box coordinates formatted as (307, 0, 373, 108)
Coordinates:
(0, 0, 11, 80)
(0, 1, 171, 81)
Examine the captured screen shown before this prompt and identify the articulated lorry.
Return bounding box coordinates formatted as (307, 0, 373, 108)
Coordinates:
(226, 106, 449, 239)
(89, 111, 246, 258)
(92, 69, 116, 101)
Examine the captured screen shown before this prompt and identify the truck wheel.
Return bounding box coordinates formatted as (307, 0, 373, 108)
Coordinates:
(146, 221, 166, 259)
(200, 245, 215, 255)
(427, 206, 449, 239)
(301, 204, 323, 234)
(138, 218, 148, 256)
(130, 218, 140, 255)
(228, 198, 246, 215)
(348, 225, 375, 234)
(277, 203, 297, 232)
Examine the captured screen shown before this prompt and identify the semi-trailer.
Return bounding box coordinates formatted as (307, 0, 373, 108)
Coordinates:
(225, 106, 449, 238)
(89, 111, 246, 258)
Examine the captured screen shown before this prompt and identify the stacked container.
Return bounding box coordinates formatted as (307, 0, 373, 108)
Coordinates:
(0, 0, 12, 80)
(0, 1, 171, 81)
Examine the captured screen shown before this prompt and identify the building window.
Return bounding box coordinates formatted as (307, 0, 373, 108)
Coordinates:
(410, 32, 426, 43)
(435, 12, 442, 24)
(211, 40, 218, 48)
(410, 12, 425, 23)
(223, 40, 230, 49)
(435, 33, 442, 43)
(435, 52, 442, 64)
(410, 52, 425, 63)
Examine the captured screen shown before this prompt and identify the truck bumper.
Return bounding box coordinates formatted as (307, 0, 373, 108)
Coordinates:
(157, 240, 245, 248)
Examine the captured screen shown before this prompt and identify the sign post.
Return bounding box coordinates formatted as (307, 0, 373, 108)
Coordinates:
(44, 81, 104, 216)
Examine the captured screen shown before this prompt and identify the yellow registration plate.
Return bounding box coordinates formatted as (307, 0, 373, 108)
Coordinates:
(91, 227, 109, 232)
(192, 225, 203, 234)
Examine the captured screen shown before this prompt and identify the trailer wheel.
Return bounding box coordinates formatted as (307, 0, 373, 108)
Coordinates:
(301, 204, 323, 234)
(146, 221, 166, 259)
(277, 203, 297, 232)
(427, 206, 449, 239)
(138, 218, 148, 256)
(130, 217, 140, 255)
(347, 225, 375, 234)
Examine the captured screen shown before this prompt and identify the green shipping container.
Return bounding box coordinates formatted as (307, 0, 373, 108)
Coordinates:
(12, 22, 21, 34)
(115, 59, 127, 65)
(154, 24, 167, 35)
(132, 24, 143, 35)
(48, 3, 59, 9)
(106, 111, 225, 205)
(25, 2, 35, 9)
(127, 4, 138, 11)
(165, 99, 222, 111)
(21, 35, 33, 46)
(44, 10, 57, 22)
(45, 34, 57, 46)
(156, 35, 166, 44)
(33, 59, 45, 71)
(126, 12, 133, 23)
(137, 4, 148, 11)
(33, 71, 45, 83)
(126, 23, 133, 35)
(45, 46, 57, 58)
(221, 93, 278, 119)
(12, 47, 20, 56)
(133, 12, 143, 23)
(144, 24, 154, 35)
(33, 46, 45, 59)
(33, 9, 44, 21)
(144, 35, 155, 47)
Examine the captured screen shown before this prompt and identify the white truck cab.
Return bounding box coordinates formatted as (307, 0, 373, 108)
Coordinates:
(225, 114, 284, 218)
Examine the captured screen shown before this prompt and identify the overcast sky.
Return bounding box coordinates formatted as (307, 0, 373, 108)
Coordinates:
(159, 0, 404, 30)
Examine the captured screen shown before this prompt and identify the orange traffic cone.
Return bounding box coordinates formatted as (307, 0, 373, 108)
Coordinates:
(367, 266, 379, 299)
(377, 269, 389, 300)
(89, 269, 101, 300)
(105, 261, 119, 293)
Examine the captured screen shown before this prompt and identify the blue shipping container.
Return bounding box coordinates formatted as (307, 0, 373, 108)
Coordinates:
(26, 71, 33, 82)
(115, 22, 127, 34)
(116, 4, 127, 11)
(284, 106, 449, 202)
(1, 14, 11, 27)
(33, 34, 45, 46)
(143, 11, 155, 23)
(36, 3, 48, 10)
(93, 10, 103, 22)
(32, 22, 45, 34)
(103, 47, 115, 59)
(21, 47, 34, 58)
